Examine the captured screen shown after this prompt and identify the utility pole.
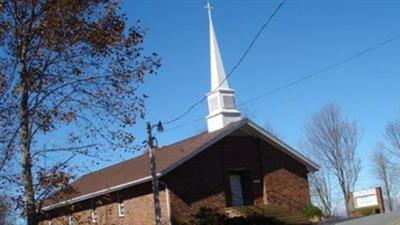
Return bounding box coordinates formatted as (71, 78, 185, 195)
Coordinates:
(147, 122, 162, 225)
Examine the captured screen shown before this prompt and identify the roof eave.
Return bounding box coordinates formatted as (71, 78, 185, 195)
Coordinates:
(41, 174, 159, 211)
(245, 120, 319, 172)
(43, 118, 319, 211)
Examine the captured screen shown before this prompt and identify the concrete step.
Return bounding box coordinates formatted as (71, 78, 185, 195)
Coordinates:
(225, 204, 311, 225)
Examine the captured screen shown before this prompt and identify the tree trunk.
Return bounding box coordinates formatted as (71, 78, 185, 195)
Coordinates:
(344, 194, 351, 217)
(21, 84, 37, 225)
(384, 178, 393, 211)
(339, 179, 351, 217)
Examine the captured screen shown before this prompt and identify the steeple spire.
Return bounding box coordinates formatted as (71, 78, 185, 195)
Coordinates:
(206, 1, 229, 90)
(205, 1, 241, 132)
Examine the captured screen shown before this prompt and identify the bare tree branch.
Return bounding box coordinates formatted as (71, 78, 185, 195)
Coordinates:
(386, 116, 400, 158)
(372, 144, 400, 211)
(305, 103, 361, 217)
(309, 170, 334, 218)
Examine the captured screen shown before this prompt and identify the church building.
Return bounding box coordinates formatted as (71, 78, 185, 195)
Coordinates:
(39, 3, 318, 225)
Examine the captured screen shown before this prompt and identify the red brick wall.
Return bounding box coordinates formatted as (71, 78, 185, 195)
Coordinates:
(163, 134, 310, 223)
(39, 183, 170, 225)
(40, 133, 311, 225)
(264, 169, 310, 212)
(257, 136, 310, 212)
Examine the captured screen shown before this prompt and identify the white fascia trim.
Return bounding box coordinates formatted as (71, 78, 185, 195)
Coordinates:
(42, 173, 161, 211)
(206, 109, 241, 119)
(246, 121, 319, 171)
(161, 118, 318, 176)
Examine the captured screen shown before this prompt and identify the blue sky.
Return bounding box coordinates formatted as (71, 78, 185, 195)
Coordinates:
(6, 2, 398, 223)
(46, 0, 400, 193)
(114, 0, 400, 190)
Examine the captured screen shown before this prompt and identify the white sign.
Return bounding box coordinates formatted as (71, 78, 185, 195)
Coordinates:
(353, 188, 378, 208)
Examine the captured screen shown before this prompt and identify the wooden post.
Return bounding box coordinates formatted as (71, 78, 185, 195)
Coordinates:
(147, 122, 162, 225)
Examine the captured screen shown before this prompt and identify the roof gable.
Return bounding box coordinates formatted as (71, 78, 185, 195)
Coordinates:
(43, 119, 318, 210)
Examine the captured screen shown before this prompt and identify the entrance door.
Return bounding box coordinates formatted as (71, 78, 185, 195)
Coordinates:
(229, 175, 244, 206)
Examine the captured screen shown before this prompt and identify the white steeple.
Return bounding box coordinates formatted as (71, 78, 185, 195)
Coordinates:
(205, 2, 241, 132)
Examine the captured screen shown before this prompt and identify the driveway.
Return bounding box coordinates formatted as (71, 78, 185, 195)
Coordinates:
(333, 210, 400, 225)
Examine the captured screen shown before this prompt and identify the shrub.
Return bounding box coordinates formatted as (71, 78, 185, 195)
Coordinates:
(302, 204, 323, 219)
(228, 215, 285, 225)
(190, 207, 228, 225)
(358, 207, 377, 216)
(190, 207, 288, 225)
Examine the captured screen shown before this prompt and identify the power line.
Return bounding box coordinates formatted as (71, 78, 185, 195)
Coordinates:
(162, 33, 400, 133)
(239, 33, 400, 106)
(163, 117, 203, 133)
(162, 0, 286, 126)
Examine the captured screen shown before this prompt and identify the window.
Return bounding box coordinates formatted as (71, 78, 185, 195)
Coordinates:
(90, 200, 97, 223)
(117, 192, 125, 217)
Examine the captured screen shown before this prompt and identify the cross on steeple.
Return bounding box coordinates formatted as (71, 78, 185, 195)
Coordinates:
(205, 1, 214, 21)
(204, 1, 213, 12)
